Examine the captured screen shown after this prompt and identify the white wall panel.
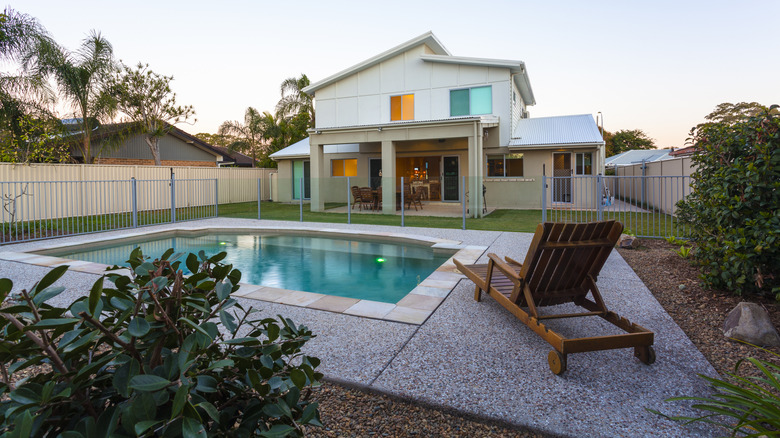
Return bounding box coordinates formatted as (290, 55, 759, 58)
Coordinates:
(336, 97, 359, 126)
(358, 95, 381, 125)
(358, 64, 381, 95)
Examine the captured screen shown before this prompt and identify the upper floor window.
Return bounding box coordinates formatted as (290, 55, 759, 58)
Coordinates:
(575, 152, 592, 175)
(487, 153, 523, 177)
(332, 158, 357, 177)
(390, 94, 414, 121)
(450, 86, 492, 116)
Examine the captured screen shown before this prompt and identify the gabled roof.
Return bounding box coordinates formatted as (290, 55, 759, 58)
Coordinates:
(605, 149, 672, 167)
(303, 32, 449, 95)
(509, 114, 603, 147)
(269, 137, 360, 160)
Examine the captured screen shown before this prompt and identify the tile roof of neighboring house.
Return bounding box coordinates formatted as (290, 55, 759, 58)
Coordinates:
(207, 145, 255, 167)
(669, 145, 696, 157)
(509, 114, 604, 147)
(269, 137, 360, 160)
(605, 149, 673, 167)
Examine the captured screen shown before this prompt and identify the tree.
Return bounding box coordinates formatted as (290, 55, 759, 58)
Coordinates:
(677, 105, 779, 298)
(610, 129, 656, 155)
(601, 130, 615, 157)
(219, 107, 271, 168)
(30, 31, 117, 163)
(194, 132, 235, 148)
(275, 74, 314, 128)
(109, 63, 195, 166)
(703, 102, 770, 126)
(0, 8, 62, 163)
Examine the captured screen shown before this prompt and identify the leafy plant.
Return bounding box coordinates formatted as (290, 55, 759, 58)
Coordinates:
(676, 245, 693, 259)
(650, 345, 780, 437)
(666, 236, 685, 246)
(0, 248, 322, 437)
(677, 105, 780, 299)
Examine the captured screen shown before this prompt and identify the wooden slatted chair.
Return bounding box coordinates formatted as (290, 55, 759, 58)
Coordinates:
(453, 221, 655, 375)
(351, 186, 362, 210)
(359, 187, 375, 211)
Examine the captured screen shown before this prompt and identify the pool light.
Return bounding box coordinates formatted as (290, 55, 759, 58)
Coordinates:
(376, 258, 385, 263)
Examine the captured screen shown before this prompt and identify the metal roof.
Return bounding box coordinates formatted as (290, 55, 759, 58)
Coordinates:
(605, 149, 672, 167)
(509, 114, 603, 147)
(269, 137, 360, 160)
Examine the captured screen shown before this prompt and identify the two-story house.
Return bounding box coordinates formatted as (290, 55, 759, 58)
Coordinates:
(270, 32, 605, 216)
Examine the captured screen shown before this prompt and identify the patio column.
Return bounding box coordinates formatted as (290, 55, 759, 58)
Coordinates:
(309, 138, 325, 212)
(467, 123, 484, 218)
(381, 140, 396, 214)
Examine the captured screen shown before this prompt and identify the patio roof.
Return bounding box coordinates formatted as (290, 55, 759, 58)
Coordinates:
(269, 137, 360, 160)
(508, 114, 604, 148)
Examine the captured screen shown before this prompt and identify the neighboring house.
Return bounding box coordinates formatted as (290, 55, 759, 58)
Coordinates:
(604, 149, 672, 170)
(65, 121, 237, 167)
(270, 32, 605, 216)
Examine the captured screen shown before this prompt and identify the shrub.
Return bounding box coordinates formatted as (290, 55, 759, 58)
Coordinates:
(677, 105, 780, 299)
(0, 248, 322, 437)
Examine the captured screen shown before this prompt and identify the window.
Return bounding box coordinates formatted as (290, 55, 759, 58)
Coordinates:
(390, 94, 414, 121)
(450, 86, 492, 116)
(331, 158, 357, 177)
(487, 153, 524, 177)
(575, 152, 592, 175)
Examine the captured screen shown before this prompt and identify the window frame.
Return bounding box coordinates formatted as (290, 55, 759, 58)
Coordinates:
(486, 153, 524, 178)
(331, 158, 358, 177)
(390, 94, 414, 121)
(574, 152, 593, 175)
(450, 85, 493, 117)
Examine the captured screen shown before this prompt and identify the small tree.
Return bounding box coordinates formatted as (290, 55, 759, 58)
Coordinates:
(0, 248, 323, 436)
(110, 63, 195, 166)
(677, 105, 780, 299)
(610, 129, 656, 155)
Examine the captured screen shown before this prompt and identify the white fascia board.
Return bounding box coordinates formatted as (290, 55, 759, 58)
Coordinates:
(303, 32, 450, 95)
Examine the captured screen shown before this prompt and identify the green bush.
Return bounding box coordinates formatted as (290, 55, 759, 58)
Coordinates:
(0, 248, 322, 437)
(677, 105, 780, 299)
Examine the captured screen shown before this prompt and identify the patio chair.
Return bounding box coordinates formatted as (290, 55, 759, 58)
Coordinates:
(453, 220, 655, 375)
(359, 187, 375, 211)
(429, 181, 440, 201)
(403, 184, 422, 211)
(351, 186, 362, 210)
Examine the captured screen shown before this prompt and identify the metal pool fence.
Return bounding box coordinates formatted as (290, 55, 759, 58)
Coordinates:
(1, 176, 217, 244)
(542, 174, 693, 238)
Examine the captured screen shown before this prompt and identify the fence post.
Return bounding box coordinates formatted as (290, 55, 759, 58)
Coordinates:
(257, 178, 263, 219)
(214, 179, 219, 218)
(462, 175, 466, 230)
(299, 178, 303, 222)
(400, 177, 405, 227)
(170, 172, 176, 223)
(597, 174, 603, 221)
(541, 174, 547, 222)
(131, 177, 138, 228)
(347, 176, 351, 225)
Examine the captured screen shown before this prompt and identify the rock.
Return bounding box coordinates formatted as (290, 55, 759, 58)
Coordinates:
(723, 302, 780, 347)
(618, 234, 640, 249)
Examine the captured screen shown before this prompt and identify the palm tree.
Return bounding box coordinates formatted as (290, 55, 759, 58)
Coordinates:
(30, 30, 116, 163)
(219, 107, 270, 168)
(275, 74, 314, 128)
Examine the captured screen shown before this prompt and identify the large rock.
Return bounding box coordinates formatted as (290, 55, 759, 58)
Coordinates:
(618, 234, 640, 249)
(723, 302, 780, 347)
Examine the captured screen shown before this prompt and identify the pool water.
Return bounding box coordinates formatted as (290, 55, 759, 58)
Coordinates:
(54, 233, 452, 303)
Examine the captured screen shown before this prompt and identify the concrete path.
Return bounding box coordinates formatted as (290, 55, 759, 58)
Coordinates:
(0, 218, 718, 437)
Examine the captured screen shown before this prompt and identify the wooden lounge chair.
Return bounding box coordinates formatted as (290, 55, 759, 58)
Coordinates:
(453, 221, 655, 375)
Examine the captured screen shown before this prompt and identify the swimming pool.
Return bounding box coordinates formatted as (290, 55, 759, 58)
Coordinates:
(48, 231, 454, 304)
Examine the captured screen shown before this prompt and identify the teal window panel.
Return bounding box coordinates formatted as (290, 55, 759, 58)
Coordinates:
(450, 89, 469, 116)
(470, 86, 492, 115)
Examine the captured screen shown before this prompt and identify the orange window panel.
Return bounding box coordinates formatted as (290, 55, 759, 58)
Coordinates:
(390, 95, 402, 121)
(344, 159, 357, 177)
(402, 94, 414, 120)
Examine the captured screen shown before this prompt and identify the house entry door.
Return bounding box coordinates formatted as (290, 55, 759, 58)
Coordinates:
(292, 160, 310, 200)
(552, 152, 572, 203)
(442, 155, 460, 202)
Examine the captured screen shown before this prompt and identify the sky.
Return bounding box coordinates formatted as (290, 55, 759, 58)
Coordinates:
(13, 0, 780, 148)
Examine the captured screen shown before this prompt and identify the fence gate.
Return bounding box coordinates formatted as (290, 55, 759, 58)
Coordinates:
(541, 174, 692, 239)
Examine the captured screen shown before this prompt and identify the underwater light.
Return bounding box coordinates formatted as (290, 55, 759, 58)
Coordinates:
(220, 242, 227, 245)
(376, 258, 385, 263)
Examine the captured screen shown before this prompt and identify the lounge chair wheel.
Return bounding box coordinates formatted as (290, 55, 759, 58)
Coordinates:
(548, 351, 567, 375)
(634, 346, 656, 365)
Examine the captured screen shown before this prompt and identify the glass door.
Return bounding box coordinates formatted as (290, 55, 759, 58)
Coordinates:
(369, 158, 382, 189)
(442, 155, 460, 202)
(292, 160, 310, 200)
(552, 152, 572, 203)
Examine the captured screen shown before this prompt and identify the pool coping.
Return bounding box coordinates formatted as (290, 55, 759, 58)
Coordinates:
(0, 225, 487, 325)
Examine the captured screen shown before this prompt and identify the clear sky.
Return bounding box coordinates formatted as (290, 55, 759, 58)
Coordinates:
(14, 0, 780, 148)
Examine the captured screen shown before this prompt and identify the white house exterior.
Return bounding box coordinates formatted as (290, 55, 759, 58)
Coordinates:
(270, 32, 605, 216)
